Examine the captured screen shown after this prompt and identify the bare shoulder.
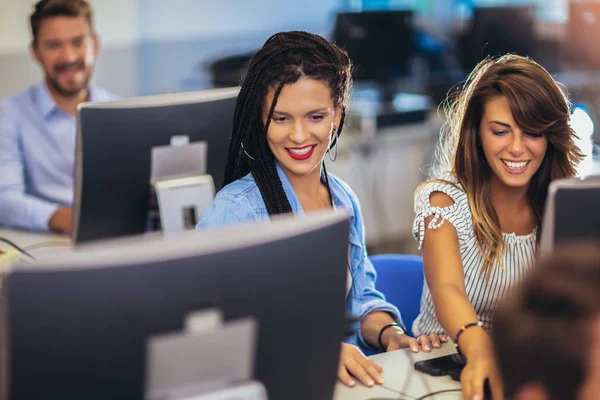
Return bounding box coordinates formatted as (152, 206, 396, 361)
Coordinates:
(429, 191, 456, 208)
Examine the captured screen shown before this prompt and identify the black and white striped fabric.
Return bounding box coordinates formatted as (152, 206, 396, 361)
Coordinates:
(411, 179, 537, 336)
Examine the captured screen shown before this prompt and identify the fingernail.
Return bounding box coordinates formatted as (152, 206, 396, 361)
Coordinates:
(349, 380, 356, 387)
(376, 376, 384, 384)
(367, 379, 375, 386)
(424, 345, 430, 351)
(411, 346, 419, 352)
(433, 343, 440, 348)
(473, 395, 481, 400)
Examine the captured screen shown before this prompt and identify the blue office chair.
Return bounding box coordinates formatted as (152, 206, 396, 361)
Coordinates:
(369, 254, 424, 338)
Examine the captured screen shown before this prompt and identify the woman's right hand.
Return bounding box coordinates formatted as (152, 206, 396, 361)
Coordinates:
(460, 351, 504, 400)
(337, 342, 384, 388)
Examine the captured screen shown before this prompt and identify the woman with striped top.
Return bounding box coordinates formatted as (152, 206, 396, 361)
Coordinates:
(412, 55, 583, 400)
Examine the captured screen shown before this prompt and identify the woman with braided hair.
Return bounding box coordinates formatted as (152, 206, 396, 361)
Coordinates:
(198, 31, 445, 387)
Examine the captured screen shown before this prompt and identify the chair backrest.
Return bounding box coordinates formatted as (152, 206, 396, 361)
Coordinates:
(369, 254, 424, 337)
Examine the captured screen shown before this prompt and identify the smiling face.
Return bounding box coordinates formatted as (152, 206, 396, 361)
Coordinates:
(32, 16, 98, 98)
(263, 77, 339, 180)
(479, 96, 549, 189)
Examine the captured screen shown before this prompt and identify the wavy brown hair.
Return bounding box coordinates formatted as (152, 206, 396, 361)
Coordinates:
(429, 54, 583, 276)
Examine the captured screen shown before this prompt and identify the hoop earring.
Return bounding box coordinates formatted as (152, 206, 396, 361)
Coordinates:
(328, 128, 339, 163)
(241, 142, 255, 161)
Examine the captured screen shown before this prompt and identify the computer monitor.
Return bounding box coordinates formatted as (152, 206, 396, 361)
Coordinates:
(539, 177, 600, 258)
(459, 6, 536, 70)
(1, 210, 350, 400)
(73, 87, 239, 244)
(332, 10, 416, 103)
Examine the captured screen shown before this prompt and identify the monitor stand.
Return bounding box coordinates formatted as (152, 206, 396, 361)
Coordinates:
(378, 79, 398, 113)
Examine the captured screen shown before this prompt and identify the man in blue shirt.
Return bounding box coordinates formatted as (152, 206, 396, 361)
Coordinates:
(0, 0, 116, 233)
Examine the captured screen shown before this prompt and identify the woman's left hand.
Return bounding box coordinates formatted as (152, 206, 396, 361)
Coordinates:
(386, 331, 448, 353)
(416, 332, 448, 352)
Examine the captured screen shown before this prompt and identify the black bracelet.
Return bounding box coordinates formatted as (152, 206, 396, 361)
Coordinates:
(377, 322, 404, 353)
(454, 321, 484, 357)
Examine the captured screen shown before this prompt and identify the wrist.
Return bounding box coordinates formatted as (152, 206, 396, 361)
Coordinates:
(48, 207, 72, 233)
(379, 324, 405, 351)
(48, 210, 63, 231)
(457, 327, 492, 360)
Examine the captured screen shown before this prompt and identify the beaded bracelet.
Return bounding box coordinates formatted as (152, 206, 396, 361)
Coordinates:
(454, 321, 484, 357)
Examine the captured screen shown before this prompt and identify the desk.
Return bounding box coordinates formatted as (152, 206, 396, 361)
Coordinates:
(0, 228, 71, 259)
(333, 343, 461, 400)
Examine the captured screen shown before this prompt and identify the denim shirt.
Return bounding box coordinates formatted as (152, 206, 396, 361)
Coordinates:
(197, 163, 402, 349)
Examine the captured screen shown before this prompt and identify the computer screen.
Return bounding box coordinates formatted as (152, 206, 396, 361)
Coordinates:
(539, 177, 600, 258)
(332, 10, 415, 97)
(459, 6, 536, 70)
(2, 210, 350, 400)
(73, 87, 239, 244)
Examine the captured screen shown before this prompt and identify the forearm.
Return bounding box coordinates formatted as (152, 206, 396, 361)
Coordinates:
(0, 192, 58, 231)
(360, 311, 400, 349)
(431, 283, 490, 359)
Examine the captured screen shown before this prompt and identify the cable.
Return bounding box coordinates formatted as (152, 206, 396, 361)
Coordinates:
(22, 240, 70, 252)
(397, 349, 418, 399)
(366, 385, 415, 400)
(415, 389, 462, 400)
(401, 348, 434, 400)
(0, 237, 36, 261)
(382, 386, 416, 400)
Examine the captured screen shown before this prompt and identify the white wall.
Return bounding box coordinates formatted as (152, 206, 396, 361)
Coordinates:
(138, 0, 343, 42)
(0, 0, 137, 54)
(0, 0, 344, 97)
(136, 0, 344, 94)
(0, 0, 37, 54)
(90, 0, 138, 47)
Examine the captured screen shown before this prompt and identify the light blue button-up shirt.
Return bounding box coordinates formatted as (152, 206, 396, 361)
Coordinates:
(197, 163, 403, 350)
(0, 83, 116, 231)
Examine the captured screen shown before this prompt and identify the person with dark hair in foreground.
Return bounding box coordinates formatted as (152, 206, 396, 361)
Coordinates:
(197, 31, 445, 388)
(493, 243, 600, 400)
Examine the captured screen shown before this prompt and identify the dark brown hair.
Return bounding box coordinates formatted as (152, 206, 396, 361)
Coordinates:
(30, 0, 94, 43)
(430, 54, 583, 276)
(493, 242, 600, 399)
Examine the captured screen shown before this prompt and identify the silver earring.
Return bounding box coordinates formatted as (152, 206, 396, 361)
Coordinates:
(241, 142, 255, 160)
(328, 128, 339, 163)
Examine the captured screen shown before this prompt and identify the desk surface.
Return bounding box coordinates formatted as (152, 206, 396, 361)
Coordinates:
(0, 228, 71, 259)
(333, 343, 461, 400)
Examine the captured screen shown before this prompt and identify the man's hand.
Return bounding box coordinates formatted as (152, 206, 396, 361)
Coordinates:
(48, 206, 72, 234)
